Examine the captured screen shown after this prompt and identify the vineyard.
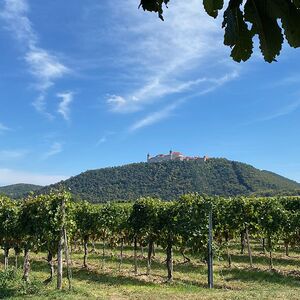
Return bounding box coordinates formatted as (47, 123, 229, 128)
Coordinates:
(1, 192, 300, 299)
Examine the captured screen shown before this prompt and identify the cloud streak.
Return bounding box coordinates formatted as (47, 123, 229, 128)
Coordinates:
(0, 0, 70, 116)
(42, 142, 63, 159)
(129, 71, 238, 131)
(96, 131, 115, 146)
(259, 99, 300, 122)
(0, 150, 27, 160)
(0, 123, 10, 133)
(107, 77, 213, 113)
(57, 92, 74, 121)
(129, 101, 181, 132)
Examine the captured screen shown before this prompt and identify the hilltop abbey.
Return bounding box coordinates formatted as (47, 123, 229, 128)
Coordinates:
(147, 151, 209, 163)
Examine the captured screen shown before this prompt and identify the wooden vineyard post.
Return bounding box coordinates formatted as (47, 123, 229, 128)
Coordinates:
(208, 204, 213, 289)
(245, 227, 253, 268)
(64, 227, 72, 290)
(57, 197, 65, 290)
(119, 238, 124, 272)
(134, 237, 138, 275)
(4, 248, 9, 270)
(22, 247, 30, 282)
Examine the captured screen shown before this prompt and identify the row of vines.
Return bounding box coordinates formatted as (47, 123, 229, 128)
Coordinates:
(1, 192, 300, 289)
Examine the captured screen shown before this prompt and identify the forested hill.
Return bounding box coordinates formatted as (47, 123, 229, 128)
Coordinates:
(41, 158, 300, 203)
(0, 183, 43, 199)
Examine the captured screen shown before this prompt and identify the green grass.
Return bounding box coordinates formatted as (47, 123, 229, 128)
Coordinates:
(1, 242, 300, 299)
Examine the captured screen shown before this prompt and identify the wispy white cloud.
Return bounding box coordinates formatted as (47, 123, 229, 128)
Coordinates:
(104, 0, 236, 114)
(96, 131, 115, 146)
(0, 0, 36, 46)
(107, 77, 212, 113)
(57, 92, 74, 121)
(26, 48, 69, 91)
(42, 142, 63, 159)
(259, 99, 300, 122)
(194, 71, 239, 96)
(0, 150, 27, 160)
(0, 168, 69, 186)
(97, 137, 107, 145)
(0, 123, 10, 133)
(108, 71, 239, 113)
(32, 94, 53, 119)
(129, 71, 238, 131)
(0, 0, 70, 116)
(129, 101, 181, 132)
(273, 74, 300, 87)
(107, 95, 127, 112)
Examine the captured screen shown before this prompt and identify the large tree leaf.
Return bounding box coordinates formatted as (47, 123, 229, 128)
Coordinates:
(222, 0, 253, 62)
(244, 0, 284, 62)
(139, 0, 170, 20)
(281, 1, 300, 47)
(247, 0, 300, 46)
(203, 0, 224, 18)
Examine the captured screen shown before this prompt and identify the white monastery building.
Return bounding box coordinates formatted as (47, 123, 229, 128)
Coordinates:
(147, 151, 209, 163)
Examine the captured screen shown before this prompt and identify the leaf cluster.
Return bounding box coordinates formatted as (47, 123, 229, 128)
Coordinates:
(140, 0, 300, 62)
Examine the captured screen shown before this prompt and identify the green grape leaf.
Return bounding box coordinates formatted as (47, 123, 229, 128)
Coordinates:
(203, 0, 224, 18)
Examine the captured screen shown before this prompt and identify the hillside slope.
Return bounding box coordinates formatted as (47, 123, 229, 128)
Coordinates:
(0, 183, 43, 198)
(41, 158, 300, 203)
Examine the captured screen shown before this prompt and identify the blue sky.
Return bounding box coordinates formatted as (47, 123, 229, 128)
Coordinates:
(0, 0, 300, 186)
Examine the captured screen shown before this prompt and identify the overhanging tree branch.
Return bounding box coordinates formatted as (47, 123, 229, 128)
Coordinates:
(139, 0, 300, 62)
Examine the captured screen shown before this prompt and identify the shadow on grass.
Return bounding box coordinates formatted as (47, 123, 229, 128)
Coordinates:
(177, 278, 238, 291)
(72, 267, 157, 287)
(4, 251, 300, 294)
(222, 267, 300, 288)
(229, 253, 300, 268)
(107, 254, 207, 276)
(26, 258, 156, 287)
(72, 265, 223, 291)
(0, 287, 18, 299)
(173, 261, 207, 276)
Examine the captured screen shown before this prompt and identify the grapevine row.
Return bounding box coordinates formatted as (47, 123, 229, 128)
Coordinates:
(1, 192, 300, 286)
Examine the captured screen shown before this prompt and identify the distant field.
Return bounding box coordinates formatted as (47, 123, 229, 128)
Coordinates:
(1, 241, 300, 300)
